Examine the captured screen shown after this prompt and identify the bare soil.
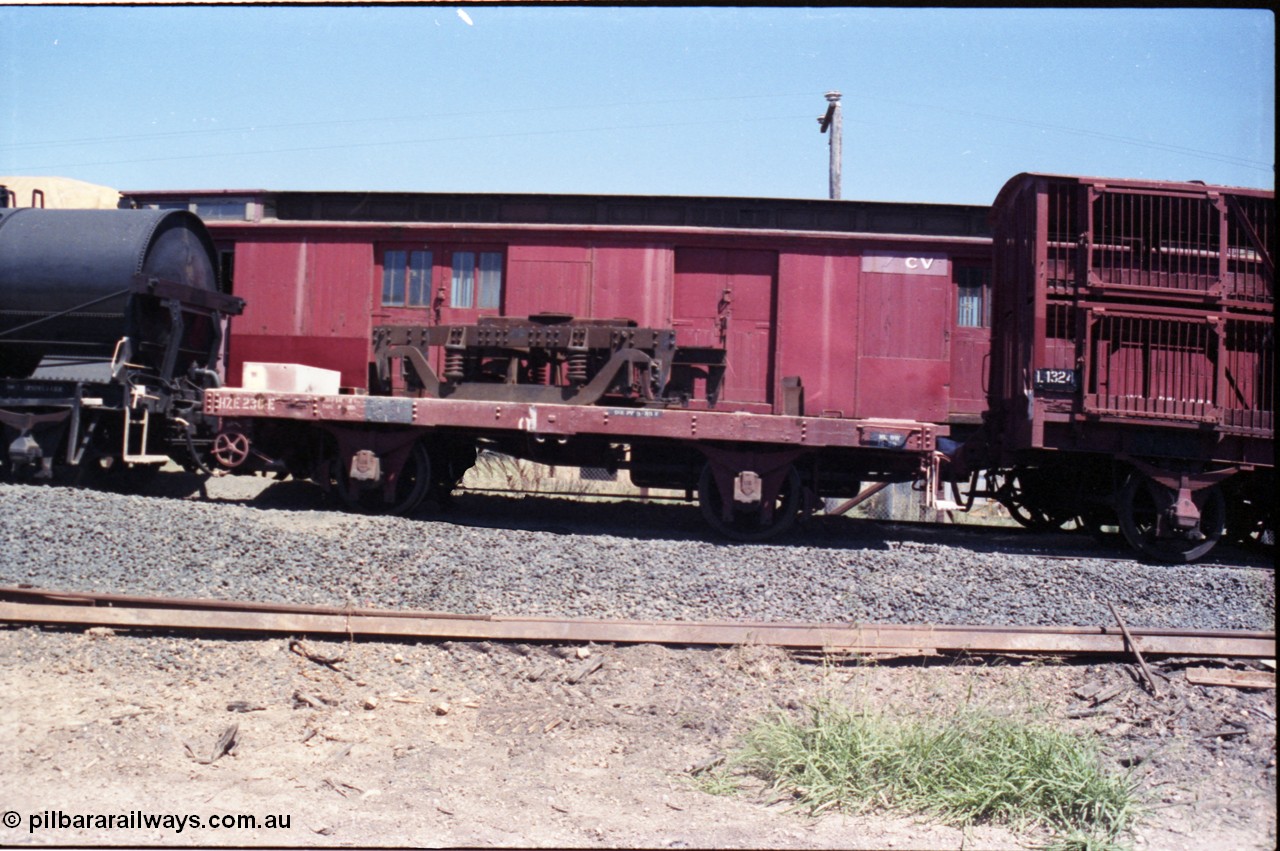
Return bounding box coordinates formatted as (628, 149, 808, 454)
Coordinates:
(0, 623, 1274, 850)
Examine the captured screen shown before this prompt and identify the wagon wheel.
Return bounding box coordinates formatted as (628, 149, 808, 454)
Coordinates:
(995, 468, 1074, 533)
(1116, 473, 1226, 563)
(334, 441, 432, 516)
(698, 464, 801, 542)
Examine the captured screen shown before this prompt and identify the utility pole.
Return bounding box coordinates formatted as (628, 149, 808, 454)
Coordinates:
(817, 91, 842, 200)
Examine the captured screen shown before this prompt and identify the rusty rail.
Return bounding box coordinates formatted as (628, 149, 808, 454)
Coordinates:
(1, 587, 1273, 659)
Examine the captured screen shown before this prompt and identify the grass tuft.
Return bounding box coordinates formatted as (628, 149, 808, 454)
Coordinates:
(731, 699, 1138, 849)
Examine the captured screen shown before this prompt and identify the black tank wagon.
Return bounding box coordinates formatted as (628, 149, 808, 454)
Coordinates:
(0, 208, 244, 481)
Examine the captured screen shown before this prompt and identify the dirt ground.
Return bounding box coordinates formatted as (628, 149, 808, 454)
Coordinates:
(0, 623, 1274, 850)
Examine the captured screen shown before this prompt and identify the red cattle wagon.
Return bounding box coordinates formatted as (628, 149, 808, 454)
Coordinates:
(979, 174, 1273, 561)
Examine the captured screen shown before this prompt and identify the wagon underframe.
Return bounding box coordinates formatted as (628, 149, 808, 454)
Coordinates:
(204, 386, 944, 540)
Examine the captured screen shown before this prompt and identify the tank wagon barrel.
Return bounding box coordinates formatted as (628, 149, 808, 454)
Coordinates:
(0, 208, 228, 376)
(0, 208, 244, 480)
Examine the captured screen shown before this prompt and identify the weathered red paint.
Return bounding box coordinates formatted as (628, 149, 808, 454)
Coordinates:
(224, 238, 374, 388)
(773, 251, 859, 417)
(672, 247, 777, 405)
(204, 386, 941, 452)
(123, 190, 993, 431)
(988, 173, 1274, 467)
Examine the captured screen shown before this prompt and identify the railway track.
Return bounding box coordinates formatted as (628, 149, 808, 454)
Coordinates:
(1, 586, 1272, 660)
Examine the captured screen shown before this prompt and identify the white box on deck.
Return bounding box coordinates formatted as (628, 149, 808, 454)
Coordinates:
(241, 362, 341, 395)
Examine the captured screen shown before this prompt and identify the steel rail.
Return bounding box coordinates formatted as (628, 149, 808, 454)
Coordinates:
(0, 586, 1273, 659)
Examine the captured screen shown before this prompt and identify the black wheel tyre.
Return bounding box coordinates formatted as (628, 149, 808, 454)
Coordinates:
(999, 468, 1074, 532)
(1117, 474, 1226, 563)
(698, 464, 801, 542)
(334, 442, 431, 516)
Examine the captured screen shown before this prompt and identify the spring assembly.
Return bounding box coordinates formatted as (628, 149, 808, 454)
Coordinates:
(566, 351, 589, 384)
(444, 349, 466, 382)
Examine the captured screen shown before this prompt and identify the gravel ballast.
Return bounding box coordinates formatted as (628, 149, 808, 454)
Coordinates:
(0, 476, 1273, 631)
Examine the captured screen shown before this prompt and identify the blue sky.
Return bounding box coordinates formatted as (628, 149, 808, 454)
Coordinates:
(1, 6, 1273, 204)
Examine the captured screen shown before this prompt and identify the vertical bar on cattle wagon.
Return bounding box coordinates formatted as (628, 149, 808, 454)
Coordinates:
(1192, 318, 1202, 419)
(1213, 315, 1227, 419)
(1113, 317, 1123, 413)
(1093, 187, 1106, 288)
(1186, 319, 1197, 419)
(1194, 193, 1205, 294)
(1032, 183, 1051, 446)
(1178, 317, 1191, 418)
(1138, 194, 1148, 292)
(1165, 318, 1172, 419)
(1100, 314, 1112, 413)
(1083, 310, 1096, 413)
(1229, 321, 1242, 428)
(1217, 195, 1230, 294)
(1131, 315, 1142, 414)
(1188, 193, 1197, 293)
(1192, 194, 1203, 294)
(1122, 191, 1132, 288)
(1111, 314, 1121, 414)
(1091, 186, 1102, 288)
(1075, 183, 1089, 293)
(1116, 189, 1126, 285)
(1152, 194, 1162, 292)
(1262, 320, 1273, 430)
(1147, 317, 1158, 418)
(1105, 315, 1116, 413)
(1211, 196, 1222, 293)
(1181, 192, 1195, 284)
(1191, 319, 1202, 420)
(1159, 193, 1168, 292)
(1141, 314, 1152, 414)
(1161, 317, 1169, 419)
(1103, 190, 1112, 287)
(1262, 320, 1274, 427)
